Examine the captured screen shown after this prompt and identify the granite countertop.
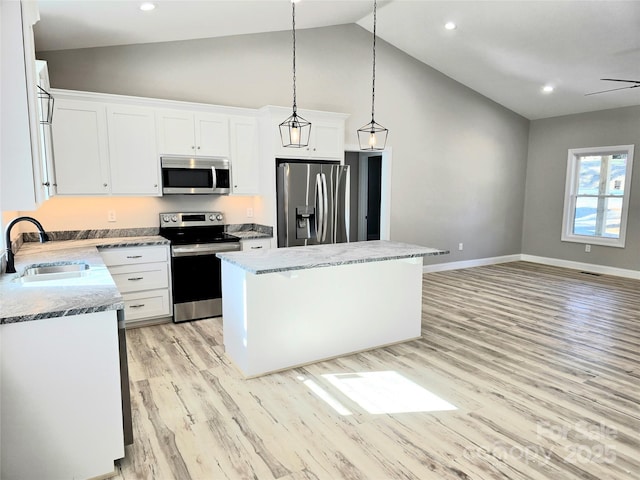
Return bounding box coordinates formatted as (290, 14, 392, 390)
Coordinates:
(217, 240, 449, 275)
(0, 236, 168, 325)
(229, 231, 272, 240)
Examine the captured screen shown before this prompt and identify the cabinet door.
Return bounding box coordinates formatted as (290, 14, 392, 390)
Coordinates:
(0, 0, 46, 210)
(107, 105, 160, 196)
(310, 121, 344, 160)
(230, 116, 259, 195)
(36, 61, 57, 199)
(156, 110, 195, 156)
(272, 116, 344, 160)
(195, 112, 229, 157)
(52, 99, 110, 195)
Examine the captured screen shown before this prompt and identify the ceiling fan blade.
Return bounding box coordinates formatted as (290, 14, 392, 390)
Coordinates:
(600, 78, 640, 84)
(585, 85, 640, 96)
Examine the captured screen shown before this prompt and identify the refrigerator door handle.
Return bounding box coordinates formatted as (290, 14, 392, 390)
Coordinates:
(321, 173, 329, 242)
(283, 165, 290, 247)
(344, 167, 350, 243)
(315, 173, 324, 241)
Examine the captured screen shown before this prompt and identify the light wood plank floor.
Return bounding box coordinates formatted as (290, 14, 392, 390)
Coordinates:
(115, 261, 640, 480)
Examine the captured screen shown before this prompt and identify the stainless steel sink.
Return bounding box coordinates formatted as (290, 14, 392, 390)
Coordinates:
(16, 262, 90, 283)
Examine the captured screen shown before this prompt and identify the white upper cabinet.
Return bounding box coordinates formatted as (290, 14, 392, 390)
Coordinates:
(272, 111, 346, 160)
(35, 60, 57, 199)
(307, 120, 344, 159)
(107, 105, 161, 196)
(52, 99, 110, 195)
(0, 1, 47, 210)
(230, 116, 260, 195)
(156, 110, 229, 157)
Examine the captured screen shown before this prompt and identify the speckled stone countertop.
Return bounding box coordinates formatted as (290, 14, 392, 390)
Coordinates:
(0, 236, 168, 325)
(217, 240, 449, 275)
(225, 223, 273, 240)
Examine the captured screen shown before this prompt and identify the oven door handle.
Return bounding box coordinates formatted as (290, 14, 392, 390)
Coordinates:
(172, 243, 240, 257)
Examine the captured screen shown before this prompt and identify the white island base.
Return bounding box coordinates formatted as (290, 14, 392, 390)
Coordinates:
(221, 255, 425, 377)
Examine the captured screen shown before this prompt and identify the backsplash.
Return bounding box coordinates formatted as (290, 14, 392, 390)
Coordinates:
(22, 227, 159, 242)
(15, 195, 261, 232)
(22, 224, 272, 243)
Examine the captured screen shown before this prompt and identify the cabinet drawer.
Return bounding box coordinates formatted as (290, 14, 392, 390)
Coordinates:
(123, 289, 171, 322)
(100, 245, 168, 266)
(240, 238, 272, 251)
(109, 262, 168, 293)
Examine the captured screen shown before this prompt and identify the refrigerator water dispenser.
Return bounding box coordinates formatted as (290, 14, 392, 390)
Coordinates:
(296, 206, 316, 239)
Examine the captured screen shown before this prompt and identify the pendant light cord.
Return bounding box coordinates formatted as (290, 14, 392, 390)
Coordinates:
(292, 1, 298, 114)
(370, 0, 377, 123)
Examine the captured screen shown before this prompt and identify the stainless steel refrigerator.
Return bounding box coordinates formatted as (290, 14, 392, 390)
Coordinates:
(276, 161, 350, 247)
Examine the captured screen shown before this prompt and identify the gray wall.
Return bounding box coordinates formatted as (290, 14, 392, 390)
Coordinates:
(38, 24, 530, 262)
(522, 105, 640, 270)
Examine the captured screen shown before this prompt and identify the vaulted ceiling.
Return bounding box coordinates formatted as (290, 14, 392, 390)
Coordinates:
(34, 0, 640, 120)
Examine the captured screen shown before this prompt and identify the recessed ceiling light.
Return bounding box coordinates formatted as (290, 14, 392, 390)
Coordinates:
(542, 85, 554, 93)
(139, 2, 156, 11)
(444, 22, 457, 30)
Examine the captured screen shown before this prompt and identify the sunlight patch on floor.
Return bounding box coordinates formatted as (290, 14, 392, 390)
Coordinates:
(322, 371, 457, 414)
(297, 376, 352, 415)
(298, 371, 457, 415)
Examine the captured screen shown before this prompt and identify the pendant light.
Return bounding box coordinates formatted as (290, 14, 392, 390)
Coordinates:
(279, 0, 311, 148)
(357, 0, 388, 150)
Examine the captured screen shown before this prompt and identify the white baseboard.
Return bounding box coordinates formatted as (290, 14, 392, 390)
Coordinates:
(423, 253, 640, 280)
(423, 254, 521, 273)
(520, 254, 640, 280)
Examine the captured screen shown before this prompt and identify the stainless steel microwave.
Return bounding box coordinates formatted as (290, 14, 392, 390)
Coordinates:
(161, 156, 230, 195)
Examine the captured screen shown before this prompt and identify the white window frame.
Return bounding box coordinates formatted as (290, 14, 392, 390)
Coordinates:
(561, 144, 634, 248)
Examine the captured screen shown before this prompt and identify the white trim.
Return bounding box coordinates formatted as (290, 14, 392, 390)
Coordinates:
(561, 144, 634, 248)
(423, 255, 521, 273)
(423, 253, 639, 280)
(345, 143, 392, 241)
(520, 254, 640, 280)
(357, 153, 368, 241)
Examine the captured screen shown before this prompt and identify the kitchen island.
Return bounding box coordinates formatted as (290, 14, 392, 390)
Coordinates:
(217, 240, 448, 377)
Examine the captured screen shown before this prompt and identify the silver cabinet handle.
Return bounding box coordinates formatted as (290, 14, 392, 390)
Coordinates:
(129, 304, 145, 308)
(250, 246, 263, 249)
(42, 182, 50, 187)
(127, 277, 143, 281)
(126, 255, 142, 259)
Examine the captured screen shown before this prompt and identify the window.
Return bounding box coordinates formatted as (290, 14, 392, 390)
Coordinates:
(561, 145, 634, 248)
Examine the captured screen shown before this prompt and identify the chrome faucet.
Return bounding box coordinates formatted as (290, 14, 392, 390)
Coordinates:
(4, 216, 49, 274)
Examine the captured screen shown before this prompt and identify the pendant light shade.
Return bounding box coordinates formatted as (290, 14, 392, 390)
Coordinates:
(357, 0, 388, 151)
(280, 1, 311, 148)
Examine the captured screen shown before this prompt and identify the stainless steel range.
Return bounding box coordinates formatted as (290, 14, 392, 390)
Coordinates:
(159, 211, 240, 323)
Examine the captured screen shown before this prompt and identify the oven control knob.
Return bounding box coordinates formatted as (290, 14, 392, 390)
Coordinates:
(216, 214, 223, 221)
(171, 215, 178, 222)
(162, 214, 171, 223)
(209, 214, 214, 221)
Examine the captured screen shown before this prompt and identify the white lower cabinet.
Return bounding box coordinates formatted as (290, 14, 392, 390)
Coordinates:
(240, 237, 272, 251)
(1, 310, 124, 479)
(100, 245, 172, 326)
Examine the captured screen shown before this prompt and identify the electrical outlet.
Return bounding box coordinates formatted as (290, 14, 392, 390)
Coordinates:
(246, 208, 254, 218)
(585, 244, 591, 253)
(458, 243, 464, 251)
(107, 210, 116, 222)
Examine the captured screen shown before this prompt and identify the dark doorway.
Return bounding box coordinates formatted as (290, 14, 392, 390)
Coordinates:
(366, 156, 382, 240)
